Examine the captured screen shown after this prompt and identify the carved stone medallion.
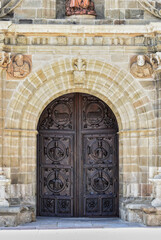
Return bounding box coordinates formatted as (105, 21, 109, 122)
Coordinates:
(130, 55, 153, 78)
(0, 0, 23, 18)
(7, 54, 32, 79)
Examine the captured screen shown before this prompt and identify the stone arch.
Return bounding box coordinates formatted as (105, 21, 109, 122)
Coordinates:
(5, 58, 154, 132)
(3, 58, 157, 208)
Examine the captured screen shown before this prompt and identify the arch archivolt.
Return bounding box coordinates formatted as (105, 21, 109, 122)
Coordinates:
(5, 58, 154, 132)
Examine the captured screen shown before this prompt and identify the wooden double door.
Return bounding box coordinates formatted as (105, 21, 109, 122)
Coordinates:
(37, 93, 119, 217)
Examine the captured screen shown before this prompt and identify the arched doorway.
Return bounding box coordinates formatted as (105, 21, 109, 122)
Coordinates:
(37, 93, 119, 217)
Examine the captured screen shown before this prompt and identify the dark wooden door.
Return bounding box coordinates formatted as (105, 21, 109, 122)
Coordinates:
(37, 93, 119, 217)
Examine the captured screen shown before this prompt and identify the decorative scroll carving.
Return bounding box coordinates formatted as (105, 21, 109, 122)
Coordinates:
(86, 198, 99, 213)
(46, 138, 69, 163)
(7, 54, 32, 78)
(58, 199, 71, 214)
(47, 170, 66, 194)
(0, 0, 23, 18)
(73, 58, 87, 84)
(0, 51, 11, 68)
(42, 199, 55, 213)
(130, 55, 153, 78)
(82, 95, 118, 129)
(138, 0, 161, 19)
(39, 95, 73, 130)
(66, 0, 96, 17)
(91, 169, 110, 193)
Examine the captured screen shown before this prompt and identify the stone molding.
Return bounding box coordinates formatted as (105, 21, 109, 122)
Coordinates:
(3, 34, 155, 47)
(1, 22, 161, 48)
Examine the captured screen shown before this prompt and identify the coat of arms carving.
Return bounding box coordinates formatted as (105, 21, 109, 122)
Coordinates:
(73, 58, 87, 84)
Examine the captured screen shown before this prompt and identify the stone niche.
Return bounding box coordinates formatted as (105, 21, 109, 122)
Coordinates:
(56, 0, 105, 19)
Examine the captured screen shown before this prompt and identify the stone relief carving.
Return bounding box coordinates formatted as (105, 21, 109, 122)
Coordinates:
(138, 0, 161, 19)
(150, 53, 160, 69)
(0, 51, 11, 68)
(66, 0, 96, 17)
(130, 55, 154, 78)
(0, 0, 23, 18)
(73, 58, 87, 84)
(7, 54, 32, 78)
(130, 53, 161, 78)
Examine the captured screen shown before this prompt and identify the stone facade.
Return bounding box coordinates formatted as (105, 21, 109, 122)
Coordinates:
(0, 0, 161, 227)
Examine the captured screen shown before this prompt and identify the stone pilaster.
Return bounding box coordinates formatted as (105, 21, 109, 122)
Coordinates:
(43, 0, 56, 19)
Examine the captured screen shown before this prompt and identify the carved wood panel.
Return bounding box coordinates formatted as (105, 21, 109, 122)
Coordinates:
(37, 93, 118, 217)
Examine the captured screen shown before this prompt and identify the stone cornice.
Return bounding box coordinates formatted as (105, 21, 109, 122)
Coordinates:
(0, 22, 161, 34)
(1, 22, 161, 48)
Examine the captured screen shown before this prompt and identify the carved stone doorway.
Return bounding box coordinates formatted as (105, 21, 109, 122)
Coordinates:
(37, 93, 119, 217)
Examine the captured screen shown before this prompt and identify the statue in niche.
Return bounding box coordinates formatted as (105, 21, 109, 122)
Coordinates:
(7, 54, 31, 78)
(130, 55, 153, 78)
(66, 0, 96, 17)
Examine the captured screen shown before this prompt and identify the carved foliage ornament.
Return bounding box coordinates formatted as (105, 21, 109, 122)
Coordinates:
(73, 58, 87, 84)
(130, 54, 160, 78)
(0, 0, 23, 18)
(138, 0, 161, 19)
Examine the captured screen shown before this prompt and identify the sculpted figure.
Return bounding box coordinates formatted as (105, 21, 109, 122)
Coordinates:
(0, 51, 11, 68)
(130, 55, 153, 78)
(7, 54, 31, 78)
(66, 0, 96, 16)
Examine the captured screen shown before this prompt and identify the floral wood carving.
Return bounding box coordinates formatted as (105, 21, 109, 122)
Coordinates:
(0, 0, 23, 18)
(0, 51, 11, 68)
(138, 0, 161, 19)
(73, 58, 87, 84)
(7, 54, 32, 78)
